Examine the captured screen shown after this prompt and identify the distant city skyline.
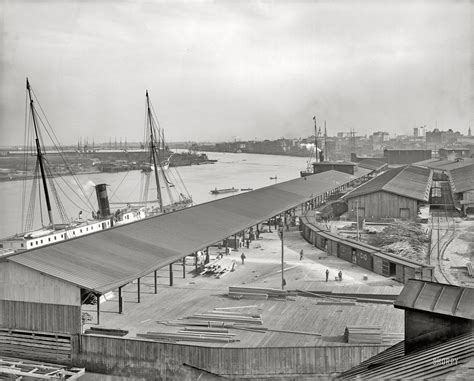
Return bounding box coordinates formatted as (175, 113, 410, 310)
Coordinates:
(1, 0, 472, 146)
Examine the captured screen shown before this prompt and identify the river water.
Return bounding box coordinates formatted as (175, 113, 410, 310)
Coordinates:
(0, 152, 308, 238)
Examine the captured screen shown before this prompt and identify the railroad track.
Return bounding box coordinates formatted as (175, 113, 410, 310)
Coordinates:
(430, 209, 456, 285)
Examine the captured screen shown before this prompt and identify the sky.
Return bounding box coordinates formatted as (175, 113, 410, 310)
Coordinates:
(0, 0, 472, 146)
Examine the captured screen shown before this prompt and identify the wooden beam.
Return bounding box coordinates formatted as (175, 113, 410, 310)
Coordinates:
(118, 286, 123, 314)
(182, 257, 186, 279)
(96, 293, 100, 325)
(169, 263, 173, 286)
(137, 278, 141, 303)
(154, 270, 157, 294)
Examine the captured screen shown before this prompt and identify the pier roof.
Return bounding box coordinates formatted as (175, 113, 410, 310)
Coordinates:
(7, 170, 368, 294)
(448, 163, 474, 193)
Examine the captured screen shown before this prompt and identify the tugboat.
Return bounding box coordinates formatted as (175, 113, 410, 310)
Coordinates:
(210, 187, 238, 195)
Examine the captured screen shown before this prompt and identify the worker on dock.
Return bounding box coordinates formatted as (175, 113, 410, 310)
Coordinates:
(338, 270, 343, 281)
(300, 249, 304, 260)
(326, 269, 329, 282)
(241, 252, 246, 265)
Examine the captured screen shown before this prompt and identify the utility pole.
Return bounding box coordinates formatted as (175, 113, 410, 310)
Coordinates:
(279, 223, 285, 290)
(355, 199, 360, 241)
(313, 115, 318, 163)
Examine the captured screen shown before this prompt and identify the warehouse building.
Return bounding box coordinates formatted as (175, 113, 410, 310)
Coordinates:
(448, 163, 474, 214)
(338, 280, 473, 379)
(343, 165, 432, 220)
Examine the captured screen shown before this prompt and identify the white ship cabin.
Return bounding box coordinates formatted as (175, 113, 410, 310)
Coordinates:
(0, 219, 112, 251)
(114, 207, 147, 225)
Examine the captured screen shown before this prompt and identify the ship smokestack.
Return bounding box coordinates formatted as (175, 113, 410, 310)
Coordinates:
(95, 183, 111, 218)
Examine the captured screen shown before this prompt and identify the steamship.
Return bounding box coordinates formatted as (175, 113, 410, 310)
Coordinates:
(0, 83, 192, 254)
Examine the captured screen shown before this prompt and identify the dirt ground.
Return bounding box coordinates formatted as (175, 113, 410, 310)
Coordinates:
(444, 218, 474, 287)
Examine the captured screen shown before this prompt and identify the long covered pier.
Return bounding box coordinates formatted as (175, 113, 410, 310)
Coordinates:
(4, 169, 371, 322)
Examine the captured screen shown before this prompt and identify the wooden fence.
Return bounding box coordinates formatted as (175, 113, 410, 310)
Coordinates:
(72, 335, 391, 379)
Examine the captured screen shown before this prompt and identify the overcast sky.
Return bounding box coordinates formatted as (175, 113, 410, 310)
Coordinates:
(0, 0, 472, 146)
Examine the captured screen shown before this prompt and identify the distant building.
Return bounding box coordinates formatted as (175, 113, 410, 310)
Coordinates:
(312, 162, 356, 175)
(343, 165, 432, 220)
(448, 163, 474, 214)
(383, 149, 432, 164)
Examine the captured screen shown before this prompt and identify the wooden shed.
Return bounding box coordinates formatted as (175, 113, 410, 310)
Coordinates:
(343, 165, 432, 220)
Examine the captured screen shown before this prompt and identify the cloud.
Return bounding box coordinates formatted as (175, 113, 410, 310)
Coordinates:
(0, 0, 471, 146)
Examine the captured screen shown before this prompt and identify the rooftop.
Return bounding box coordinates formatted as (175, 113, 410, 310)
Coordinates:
(394, 279, 474, 320)
(343, 165, 432, 202)
(414, 157, 474, 171)
(448, 163, 474, 193)
(5, 170, 367, 294)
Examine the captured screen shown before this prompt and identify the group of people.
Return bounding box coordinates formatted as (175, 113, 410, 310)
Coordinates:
(325, 269, 343, 282)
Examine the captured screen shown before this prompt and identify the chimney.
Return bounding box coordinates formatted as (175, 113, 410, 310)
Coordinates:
(95, 184, 111, 218)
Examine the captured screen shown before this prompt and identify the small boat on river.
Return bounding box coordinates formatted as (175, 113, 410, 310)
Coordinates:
(210, 187, 238, 195)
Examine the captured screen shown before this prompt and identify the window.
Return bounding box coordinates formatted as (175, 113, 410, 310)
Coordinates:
(21, 243, 24, 248)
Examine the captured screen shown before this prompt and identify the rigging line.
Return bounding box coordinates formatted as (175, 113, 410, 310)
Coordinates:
(21, 91, 30, 232)
(174, 167, 192, 199)
(108, 169, 131, 202)
(32, 106, 95, 212)
(25, 161, 40, 232)
(50, 169, 97, 212)
(41, 155, 96, 213)
(45, 166, 70, 225)
(43, 166, 84, 220)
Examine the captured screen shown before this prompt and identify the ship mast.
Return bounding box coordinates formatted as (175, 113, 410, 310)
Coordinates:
(146, 90, 163, 213)
(26, 78, 54, 227)
(313, 115, 318, 163)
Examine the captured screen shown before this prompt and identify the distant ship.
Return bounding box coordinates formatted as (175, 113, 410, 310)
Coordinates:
(300, 115, 321, 177)
(210, 187, 238, 195)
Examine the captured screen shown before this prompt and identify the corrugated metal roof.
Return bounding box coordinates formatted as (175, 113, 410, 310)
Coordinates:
(357, 158, 388, 171)
(394, 279, 474, 320)
(7, 170, 365, 294)
(343, 165, 432, 202)
(448, 163, 474, 193)
(414, 157, 474, 171)
(337, 332, 474, 380)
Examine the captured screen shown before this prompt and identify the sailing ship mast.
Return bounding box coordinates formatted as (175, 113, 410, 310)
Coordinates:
(313, 115, 318, 163)
(26, 78, 54, 227)
(146, 90, 164, 214)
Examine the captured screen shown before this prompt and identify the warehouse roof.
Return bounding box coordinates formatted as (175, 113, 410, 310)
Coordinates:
(394, 279, 474, 320)
(6, 170, 365, 294)
(448, 163, 474, 193)
(343, 165, 432, 202)
(414, 157, 474, 171)
(337, 332, 473, 380)
(357, 158, 388, 172)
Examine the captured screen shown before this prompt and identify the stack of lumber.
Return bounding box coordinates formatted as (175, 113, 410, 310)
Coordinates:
(228, 286, 294, 300)
(137, 329, 238, 343)
(0, 328, 71, 363)
(186, 310, 263, 325)
(200, 258, 236, 278)
(84, 327, 128, 337)
(344, 326, 382, 344)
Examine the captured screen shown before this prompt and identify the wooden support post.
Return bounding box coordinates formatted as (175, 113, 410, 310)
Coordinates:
(96, 293, 100, 325)
(169, 263, 173, 286)
(194, 252, 198, 272)
(234, 234, 238, 250)
(154, 270, 157, 294)
(182, 257, 186, 278)
(137, 277, 141, 303)
(118, 287, 123, 314)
